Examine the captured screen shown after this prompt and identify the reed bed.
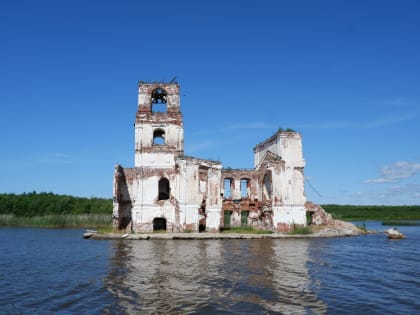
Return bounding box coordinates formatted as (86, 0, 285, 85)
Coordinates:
(0, 213, 112, 228)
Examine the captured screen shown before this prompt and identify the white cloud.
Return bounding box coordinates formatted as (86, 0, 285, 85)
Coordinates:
(388, 183, 420, 195)
(365, 161, 420, 184)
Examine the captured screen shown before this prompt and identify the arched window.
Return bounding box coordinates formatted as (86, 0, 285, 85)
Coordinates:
(158, 177, 170, 200)
(153, 129, 165, 145)
(151, 88, 167, 112)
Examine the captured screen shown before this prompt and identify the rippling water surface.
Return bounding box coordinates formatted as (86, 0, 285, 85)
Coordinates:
(1, 222, 419, 314)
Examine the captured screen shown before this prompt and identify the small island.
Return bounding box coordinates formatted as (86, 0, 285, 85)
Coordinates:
(1, 192, 419, 236)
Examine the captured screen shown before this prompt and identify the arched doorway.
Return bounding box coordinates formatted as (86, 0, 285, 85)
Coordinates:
(153, 218, 167, 231)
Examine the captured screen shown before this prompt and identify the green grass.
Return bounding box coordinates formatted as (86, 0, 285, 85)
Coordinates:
(287, 226, 313, 235)
(0, 213, 112, 229)
(356, 223, 367, 232)
(220, 226, 273, 234)
(96, 226, 116, 234)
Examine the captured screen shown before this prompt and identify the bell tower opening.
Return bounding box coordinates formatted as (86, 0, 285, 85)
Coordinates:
(151, 87, 167, 113)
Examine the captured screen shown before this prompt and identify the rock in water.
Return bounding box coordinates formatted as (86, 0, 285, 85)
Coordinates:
(385, 228, 406, 239)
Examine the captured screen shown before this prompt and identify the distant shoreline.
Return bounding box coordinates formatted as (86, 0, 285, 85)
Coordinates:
(321, 204, 420, 221)
(1, 193, 420, 228)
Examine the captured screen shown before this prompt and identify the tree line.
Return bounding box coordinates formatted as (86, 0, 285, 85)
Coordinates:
(1, 192, 419, 221)
(322, 204, 420, 221)
(0, 192, 112, 217)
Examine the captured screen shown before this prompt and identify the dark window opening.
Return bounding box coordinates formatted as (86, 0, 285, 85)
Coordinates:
(199, 198, 206, 232)
(153, 218, 166, 231)
(151, 88, 167, 112)
(199, 223, 206, 232)
(158, 178, 170, 200)
(153, 129, 165, 145)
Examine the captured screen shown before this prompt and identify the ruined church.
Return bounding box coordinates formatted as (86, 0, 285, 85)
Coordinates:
(113, 82, 307, 233)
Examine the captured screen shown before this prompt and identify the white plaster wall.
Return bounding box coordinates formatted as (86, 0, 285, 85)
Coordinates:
(271, 163, 306, 207)
(207, 167, 222, 206)
(206, 208, 221, 232)
(135, 152, 175, 168)
(270, 166, 285, 204)
(231, 179, 241, 200)
(138, 90, 151, 106)
(132, 204, 176, 226)
(166, 93, 180, 107)
(199, 178, 207, 195)
(231, 211, 241, 227)
(279, 134, 305, 168)
(292, 206, 307, 225)
(184, 204, 200, 226)
(291, 168, 306, 205)
(273, 205, 306, 227)
(174, 160, 187, 202)
(134, 177, 158, 204)
(185, 163, 201, 203)
(166, 125, 183, 148)
(254, 141, 277, 166)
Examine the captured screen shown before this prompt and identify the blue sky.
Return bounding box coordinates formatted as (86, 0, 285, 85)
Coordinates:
(1, 0, 419, 205)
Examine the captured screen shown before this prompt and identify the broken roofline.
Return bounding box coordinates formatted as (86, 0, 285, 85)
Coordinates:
(222, 167, 254, 171)
(138, 80, 179, 86)
(253, 129, 301, 152)
(178, 155, 221, 165)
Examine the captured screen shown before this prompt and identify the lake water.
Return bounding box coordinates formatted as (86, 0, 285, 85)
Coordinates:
(1, 222, 419, 314)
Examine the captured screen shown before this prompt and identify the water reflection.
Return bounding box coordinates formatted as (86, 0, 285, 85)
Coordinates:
(104, 239, 326, 314)
(104, 240, 224, 314)
(269, 240, 327, 314)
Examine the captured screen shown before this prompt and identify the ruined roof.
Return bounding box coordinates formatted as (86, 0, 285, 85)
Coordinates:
(253, 130, 300, 152)
(138, 80, 179, 86)
(177, 155, 222, 166)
